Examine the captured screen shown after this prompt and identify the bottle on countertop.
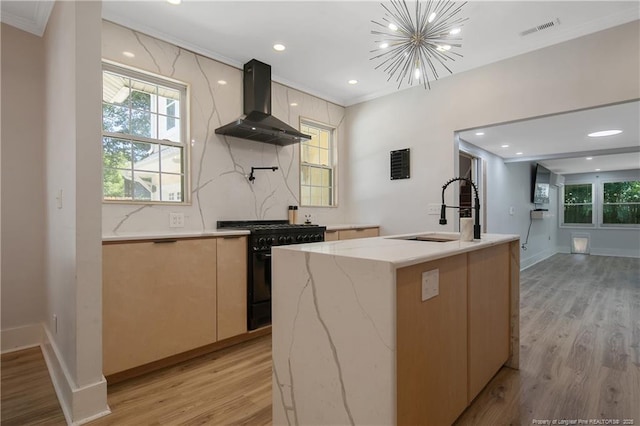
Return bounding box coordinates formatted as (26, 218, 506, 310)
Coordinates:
(288, 206, 295, 224)
(292, 206, 298, 224)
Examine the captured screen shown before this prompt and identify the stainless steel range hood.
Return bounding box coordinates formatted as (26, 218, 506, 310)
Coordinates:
(215, 59, 311, 146)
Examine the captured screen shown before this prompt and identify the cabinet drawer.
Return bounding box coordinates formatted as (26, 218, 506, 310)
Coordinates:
(338, 227, 379, 240)
(103, 239, 217, 375)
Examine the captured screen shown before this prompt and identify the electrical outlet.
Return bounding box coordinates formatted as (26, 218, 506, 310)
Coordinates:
(421, 269, 439, 301)
(509, 206, 515, 216)
(53, 314, 58, 334)
(169, 212, 184, 228)
(427, 203, 440, 215)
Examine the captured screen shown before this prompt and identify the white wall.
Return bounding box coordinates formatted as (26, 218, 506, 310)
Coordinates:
(344, 21, 640, 236)
(558, 169, 640, 258)
(1, 24, 46, 334)
(101, 21, 347, 236)
(44, 1, 107, 422)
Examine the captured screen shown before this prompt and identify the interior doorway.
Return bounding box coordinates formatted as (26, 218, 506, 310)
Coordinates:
(459, 152, 474, 218)
(456, 149, 486, 232)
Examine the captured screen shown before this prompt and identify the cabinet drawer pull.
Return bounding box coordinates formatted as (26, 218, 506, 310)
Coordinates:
(153, 239, 178, 244)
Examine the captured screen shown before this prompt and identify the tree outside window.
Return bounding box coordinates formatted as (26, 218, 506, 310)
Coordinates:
(563, 184, 593, 224)
(603, 181, 640, 225)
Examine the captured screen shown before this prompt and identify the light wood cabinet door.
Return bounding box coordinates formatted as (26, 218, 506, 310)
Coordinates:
(337, 227, 379, 240)
(324, 230, 339, 241)
(396, 254, 468, 425)
(217, 236, 248, 340)
(467, 243, 510, 402)
(103, 238, 217, 375)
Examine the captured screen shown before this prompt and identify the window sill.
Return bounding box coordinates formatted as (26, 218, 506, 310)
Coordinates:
(560, 224, 640, 230)
(103, 200, 192, 207)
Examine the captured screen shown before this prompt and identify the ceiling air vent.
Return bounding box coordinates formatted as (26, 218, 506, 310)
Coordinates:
(520, 18, 561, 37)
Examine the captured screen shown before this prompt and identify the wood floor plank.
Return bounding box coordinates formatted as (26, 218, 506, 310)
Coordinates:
(2, 253, 639, 425)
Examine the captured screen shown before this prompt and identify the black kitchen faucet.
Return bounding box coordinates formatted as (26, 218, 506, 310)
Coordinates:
(439, 177, 481, 240)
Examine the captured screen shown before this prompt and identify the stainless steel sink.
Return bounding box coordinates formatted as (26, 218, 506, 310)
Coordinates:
(387, 233, 459, 243)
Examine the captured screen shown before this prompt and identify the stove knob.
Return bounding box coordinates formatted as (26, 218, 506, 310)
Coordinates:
(303, 235, 310, 242)
(296, 235, 303, 242)
(258, 237, 266, 246)
(278, 236, 287, 245)
(313, 234, 321, 241)
(286, 236, 294, 244)
(267, 237, 274, 245)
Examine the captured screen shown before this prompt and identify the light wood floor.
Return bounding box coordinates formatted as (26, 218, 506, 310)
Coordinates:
(456, 254, 640, 425)
(0, 347, 67, 425)
(2, 254, 639, 425)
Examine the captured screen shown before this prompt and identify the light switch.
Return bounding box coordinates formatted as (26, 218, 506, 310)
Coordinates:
(421, 269, 439, 301)
(509, 206, 515, 216)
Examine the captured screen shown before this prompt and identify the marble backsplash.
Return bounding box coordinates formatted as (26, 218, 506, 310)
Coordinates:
(101, 21, 347, 236)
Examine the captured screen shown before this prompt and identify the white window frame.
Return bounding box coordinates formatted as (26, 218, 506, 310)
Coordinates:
(599, 178, 640, 228)
(102, 61, 190, 204)
(299, 118, 337, 207)
(561, 183, 595, 227)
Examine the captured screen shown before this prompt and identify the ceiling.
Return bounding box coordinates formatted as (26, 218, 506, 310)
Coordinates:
(2, 1, 638, 174)
(458, 100, 640, 175)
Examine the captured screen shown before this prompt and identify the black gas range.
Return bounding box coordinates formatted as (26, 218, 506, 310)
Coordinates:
(217, 220, 326, 330)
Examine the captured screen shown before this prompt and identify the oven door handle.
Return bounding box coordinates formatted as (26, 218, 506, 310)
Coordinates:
(257, 253, 272, 260)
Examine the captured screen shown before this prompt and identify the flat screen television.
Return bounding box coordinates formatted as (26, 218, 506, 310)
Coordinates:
(531, 164, 551, 204)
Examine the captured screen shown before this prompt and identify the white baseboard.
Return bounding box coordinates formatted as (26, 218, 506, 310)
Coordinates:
(41, 327, 110, 425)
(521, 247, 558, 270)
(557, 246, 639, 258)
(1, 323, 44, 353)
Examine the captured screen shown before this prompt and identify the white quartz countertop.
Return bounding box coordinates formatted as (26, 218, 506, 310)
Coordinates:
(102, 230, 250, 242)
(274, 231, 519, 268)
(324, 224, 379, 231)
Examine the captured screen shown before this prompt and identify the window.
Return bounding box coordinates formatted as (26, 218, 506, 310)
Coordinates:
(602, 180, 640, 225)
(300, 120, 335, 206)
(562, 184, 593, 225)
(102, 63, 188, 203)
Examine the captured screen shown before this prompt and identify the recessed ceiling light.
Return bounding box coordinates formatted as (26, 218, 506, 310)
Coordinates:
(166, 0, 181, 5)
(217, 80, 227, 85)
(122, 51, 135, 58)
(595, 168, 601, 171)
(273, 44, 286, 52)
(348, 79, 358, 85)
(290, 102, 298, 107)
(449, 28, 461, 35)
(251, 127, 256, 131)
(586, 157, 593, 160)
(516, 152, 523, 155)
(588, 129, 622, 137)
(388, 23, 398, 31)
(501, 144, 509, 148)
(428, 12, 437, 23)
(475, 132, 484, 136)
(379, 42, 389, 49)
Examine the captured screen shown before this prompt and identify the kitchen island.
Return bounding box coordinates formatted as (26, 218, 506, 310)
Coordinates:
(272, 232, 519, 426)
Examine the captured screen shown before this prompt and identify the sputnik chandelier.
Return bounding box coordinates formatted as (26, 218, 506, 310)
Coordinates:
(371, 0, 468, 89)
